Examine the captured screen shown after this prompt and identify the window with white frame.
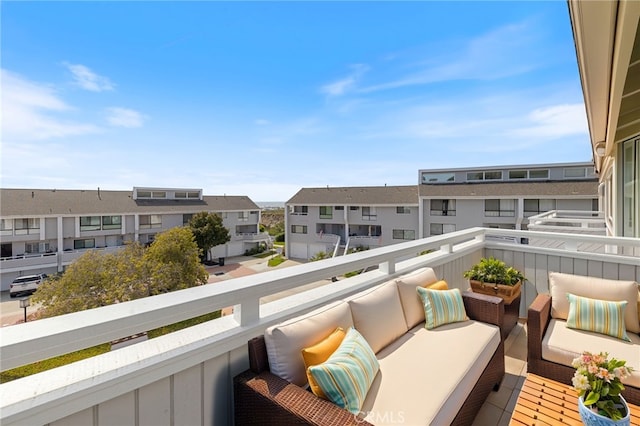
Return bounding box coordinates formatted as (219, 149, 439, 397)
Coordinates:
(392, 229, 415, 240)
(484, 199, 515, 217)
(396, 206, 411, 214)
(291, 225, 307, 234)
(362, 207, 376, 220)
(319, 206, 332, 219)
(421, 172, 455, 183)
(139, 215, 162, 229)
(25, 242, 50, 254)
(430, 199, 456, 216)
(74, 238, 95, 249)
(291, 205, 308, 215)
(238, 211, 249, 221)
(467, 171, 502, 181)
(528, 169, 549, 179)
(523, 199, 556, 216)
(0, 219, 13, 235)
(80, 216, 101, 231)
(429, 223, 456, 235)
(14, 218, 40, 235)
(102, 215, 122, 230)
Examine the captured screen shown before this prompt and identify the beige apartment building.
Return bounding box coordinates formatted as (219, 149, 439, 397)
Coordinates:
(0, 187, 269, 290)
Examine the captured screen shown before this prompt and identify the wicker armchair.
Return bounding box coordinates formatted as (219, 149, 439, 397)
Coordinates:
(527, 293, 640, 405)
(234, 291, 505, 426)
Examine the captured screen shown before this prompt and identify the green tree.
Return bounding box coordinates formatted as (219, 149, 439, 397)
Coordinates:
(188, 211, 231, 261)
(32, 228, 208, 318)
(144, 227, 208, 294)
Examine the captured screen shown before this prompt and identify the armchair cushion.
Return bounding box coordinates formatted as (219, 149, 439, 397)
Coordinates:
(264, 301, 354, 387)
(395, 267, 440, 328)
(549, 272, 639, 333)
(566, 293, 630, 341)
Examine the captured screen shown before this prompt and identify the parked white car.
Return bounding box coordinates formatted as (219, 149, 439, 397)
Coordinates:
(9, 274, 47, 298)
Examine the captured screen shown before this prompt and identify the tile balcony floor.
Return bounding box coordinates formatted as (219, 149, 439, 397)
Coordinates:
(472, 319, 528, 426)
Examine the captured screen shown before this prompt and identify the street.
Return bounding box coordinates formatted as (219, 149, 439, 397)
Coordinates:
(0, 291, 39, 326)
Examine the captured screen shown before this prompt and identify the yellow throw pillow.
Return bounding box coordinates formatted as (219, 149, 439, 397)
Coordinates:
(301, 327, 346, 398)
(427, 280, 448, 291)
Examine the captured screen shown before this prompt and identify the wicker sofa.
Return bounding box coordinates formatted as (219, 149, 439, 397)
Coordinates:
(527, 272, 640, 405)
(234, 267, 505, 425)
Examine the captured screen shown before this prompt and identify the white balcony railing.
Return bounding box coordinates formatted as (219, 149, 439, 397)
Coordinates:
(1, 227, 638, 425)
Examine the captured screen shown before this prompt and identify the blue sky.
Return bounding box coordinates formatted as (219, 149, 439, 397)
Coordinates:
(2, 1, 589, 201)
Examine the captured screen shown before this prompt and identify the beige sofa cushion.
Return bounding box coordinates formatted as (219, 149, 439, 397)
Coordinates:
(361, 321, 501, 425)
(395, 267, 439, 328)
(549, 272, 640, 333)
(348, 281, 409, 354)
(264, 301, 354, 387)
(542, 318, 640, 388)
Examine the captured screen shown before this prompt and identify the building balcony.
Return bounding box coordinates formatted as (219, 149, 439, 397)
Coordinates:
(1, 227, 638, 425)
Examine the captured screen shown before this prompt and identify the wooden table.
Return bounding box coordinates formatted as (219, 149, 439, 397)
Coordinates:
(510, 373, 640, 425)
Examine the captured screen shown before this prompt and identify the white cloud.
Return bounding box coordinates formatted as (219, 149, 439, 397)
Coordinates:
(507, 104, 588, 139)
(1, 69, 100, 140)
(65, 63, 114, 92)
(106, 107, 146, 128)
(320, 64, 369, 97)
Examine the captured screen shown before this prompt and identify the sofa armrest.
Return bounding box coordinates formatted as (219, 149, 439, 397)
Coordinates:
(234, 369, 371, 426)
(462, 291, 504, 328)
(527, 293, 551, 362)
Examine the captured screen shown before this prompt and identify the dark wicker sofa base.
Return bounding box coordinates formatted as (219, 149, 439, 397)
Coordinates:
(528, 293, 640, 406)
(234, 291, 505, 426)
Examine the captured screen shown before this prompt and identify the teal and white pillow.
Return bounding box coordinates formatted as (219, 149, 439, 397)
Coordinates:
(417, 287, 468, 329)
(566, 293, 630, 341)
(308, 327, 379, 414)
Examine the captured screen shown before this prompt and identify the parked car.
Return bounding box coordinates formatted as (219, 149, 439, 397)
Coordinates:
(9, 274, 47, 298)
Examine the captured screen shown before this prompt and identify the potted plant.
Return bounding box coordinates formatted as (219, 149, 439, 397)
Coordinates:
(572, 351, 632, 424)
(463, 257, 524, 304)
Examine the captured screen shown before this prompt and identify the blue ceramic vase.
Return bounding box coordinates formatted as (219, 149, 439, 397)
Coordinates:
(578, 395, 630, 426)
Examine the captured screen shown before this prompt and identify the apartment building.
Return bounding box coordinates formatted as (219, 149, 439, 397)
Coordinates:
(285, 186, 419, 259)
(0, 187, 268, 290)
(419, 162, 599, 237)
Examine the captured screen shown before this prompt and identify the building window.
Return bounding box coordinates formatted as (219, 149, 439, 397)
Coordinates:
(80, 216, 101, 231)
(238, 212, 249, 222)
(291, 225, 307, 234)
(430, 223, 456, 235)
(421, 172, 455, 183)
(396, 206, 411, 214)
(621, 137, 639, 238)
(362, 207, 376, 221)
(319, 206, 333, 219)
(508, 170, 527, 180)
(0, 219, 13, 236)
(183, 214, 193, 225)
(564, 167, 587, 178)
(349, 206, 360, 210)
(25, 242, 50, 254)
(291, 205, 308, 215)
(524, 199, 556, 217)
(484, 199, 515, 217)
(529, 169, 549, 179)
(392, 229, 415, 240)
(139, 215, 162, 229)
(335, 206, 344, 210)
(14, 218, 40, 235)
(137, 191, 151, 198)
(102, 215, 122, 230)
(430, 199, 456, 216)
(74, 239, 95, 250)
(175, 191, 200, 199)
(467, 171, 502, 181)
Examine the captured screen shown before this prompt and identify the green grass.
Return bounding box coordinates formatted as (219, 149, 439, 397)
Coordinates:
(253, 250, 276, 259)
(0, 310, 221, 383)
(268, 254, 285, 267)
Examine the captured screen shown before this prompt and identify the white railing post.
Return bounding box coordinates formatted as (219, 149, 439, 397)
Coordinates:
(233, 298, 260, 326)
(379, 260, 395, 275)
(440, 244, 452, 254)
(565, 240, 578, 251)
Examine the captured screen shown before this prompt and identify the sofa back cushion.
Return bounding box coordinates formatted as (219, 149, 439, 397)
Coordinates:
(395, 267, 440, 328)
(264, 301, 354, 386)
(549, 272, 640, 334)
(348, 281, 409, 353)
